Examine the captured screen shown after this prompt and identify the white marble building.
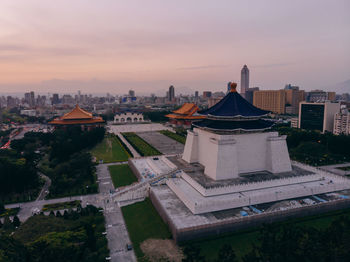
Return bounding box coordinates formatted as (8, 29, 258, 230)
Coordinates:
(159, 83, 350, 214)
(114, 112, 144, 124)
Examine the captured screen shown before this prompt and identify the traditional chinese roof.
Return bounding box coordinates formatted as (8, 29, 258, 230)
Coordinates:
(198, 83, 269, 119)
(166, 103, 205, 120)
(193, 119, 274, 132)
(49, 104, 104, 125)
(194, 83, 272, 132)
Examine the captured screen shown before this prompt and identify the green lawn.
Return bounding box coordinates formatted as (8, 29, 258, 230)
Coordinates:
(122, 132, 161, 156)
(90, 135, 130, 163)
(121, 198, 172, 260)
(186, 208, 350, 261)
(108, 164, 138, 188)
(159, 130, 186, 144)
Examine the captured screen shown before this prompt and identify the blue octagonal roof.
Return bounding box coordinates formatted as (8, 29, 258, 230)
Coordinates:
(199, 91, 269, 119)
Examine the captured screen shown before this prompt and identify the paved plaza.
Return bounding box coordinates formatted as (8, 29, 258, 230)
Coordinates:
(109, 123, 171, 133)
(137, 131, 184, 155)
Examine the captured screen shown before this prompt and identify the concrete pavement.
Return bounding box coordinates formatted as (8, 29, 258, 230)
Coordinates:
(116, 132, 141, 158)
(96, 163, 137, 262)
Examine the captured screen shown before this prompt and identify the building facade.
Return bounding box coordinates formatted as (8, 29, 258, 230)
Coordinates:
(114, 112, 145, 123)
(240, 65, 249, 96)
(253, 90, 286, 114)
(298, 101, 340, 133)
(306, 90, 336, 102)
(49, 104, 104, 130)
(168, 85, 175, 102)
(333, 107, 350, 135)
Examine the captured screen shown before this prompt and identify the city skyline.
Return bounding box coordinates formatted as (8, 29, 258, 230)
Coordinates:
(0, 0, 349, 94)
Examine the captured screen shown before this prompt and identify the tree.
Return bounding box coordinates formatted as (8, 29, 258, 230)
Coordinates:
(0, 235, 27, 262)
(12, 215, 21, 228)
(216, 244, 237, 262)
(2, 216, 14, 231)
(182, 244, 205, 262)
(0, 202, 5, 214)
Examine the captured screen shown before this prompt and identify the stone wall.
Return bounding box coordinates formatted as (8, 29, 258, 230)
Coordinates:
(149, 188, 350, 243)
(181, 172, 323, 196)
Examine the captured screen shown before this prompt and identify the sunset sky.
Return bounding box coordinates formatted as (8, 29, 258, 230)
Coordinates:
(0, 0, 349, 94)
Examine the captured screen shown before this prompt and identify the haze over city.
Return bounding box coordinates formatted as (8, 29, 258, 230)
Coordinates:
(1, 0, 349, 94)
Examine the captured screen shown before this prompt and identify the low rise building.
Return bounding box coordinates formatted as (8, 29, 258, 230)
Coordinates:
(333, 106, 350, 135)
(114, 111, 145, 124)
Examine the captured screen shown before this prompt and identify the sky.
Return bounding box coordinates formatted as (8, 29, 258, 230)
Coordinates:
(0, 0, 349, 95)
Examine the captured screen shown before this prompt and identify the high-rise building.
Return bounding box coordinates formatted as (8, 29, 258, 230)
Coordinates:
(194, 91, 199, 98)
(129, 90, 135, 97)
(203, 91, 212, 98)
(333, 106, 350, 135)
(284, 84, 299, 91)
(285, 88, 305, 114)
(6, 96, 16, 108)
(298, 101, 340, 133)
(52, 94, 59, 105)
(168, 85, 175, 102)
(245, 87, 259, 104)
(253, 90, 286, 114)
(30, 91, 35, 107)
(306, 90, 336, 102)
(240, 65, 249, 96)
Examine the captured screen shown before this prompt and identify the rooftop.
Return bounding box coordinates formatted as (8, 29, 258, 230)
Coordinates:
(198, 83, 269, 119)
(166, 103, 205, 120)
(49, 104, 104, 125)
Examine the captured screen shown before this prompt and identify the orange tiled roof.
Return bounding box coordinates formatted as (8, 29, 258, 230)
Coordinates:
(61, 104, 93, 119)
(49, 118, 104, 125)
(165, 114, 206, 120)
(49, 104, 104, 125)
(166, 103, 205, 120)
(172, 103, 198, 115)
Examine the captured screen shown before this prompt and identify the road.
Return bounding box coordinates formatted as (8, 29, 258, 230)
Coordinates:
(36, 173, 51, 201)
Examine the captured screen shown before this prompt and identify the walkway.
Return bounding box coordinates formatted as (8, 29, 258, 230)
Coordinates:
(116, 132, 141, 157)
(137, 131, 184, 155)
(96, 163, 137, 262)
(5, 161, 137, 262)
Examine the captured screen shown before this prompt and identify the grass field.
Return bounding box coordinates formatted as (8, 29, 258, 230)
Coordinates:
(121, 198, 172, 260)
(185, 208, 350, 261)
(108, 164, 138, 188)
(90, 135, 130, 163)
(159, 130, 186, 144)
(122, 132, 161, 156)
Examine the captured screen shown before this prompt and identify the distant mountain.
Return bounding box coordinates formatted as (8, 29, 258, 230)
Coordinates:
(330, 79, 350, 94)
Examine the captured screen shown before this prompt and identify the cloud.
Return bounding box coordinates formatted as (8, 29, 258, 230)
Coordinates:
(252, 62, 295, 68)
(176, 64, 231, 71)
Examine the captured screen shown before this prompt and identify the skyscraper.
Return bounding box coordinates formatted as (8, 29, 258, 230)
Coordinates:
(168, 85, 175, 102)
(240, 65, 249, 96)
(129, 90, 135, 97)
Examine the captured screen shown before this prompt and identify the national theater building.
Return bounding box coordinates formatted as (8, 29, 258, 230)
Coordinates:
(49, 104, 104, 130)
(166, 103, 205, 129)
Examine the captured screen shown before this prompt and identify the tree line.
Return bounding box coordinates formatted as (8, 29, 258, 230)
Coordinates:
(182, 215, 350, 262)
